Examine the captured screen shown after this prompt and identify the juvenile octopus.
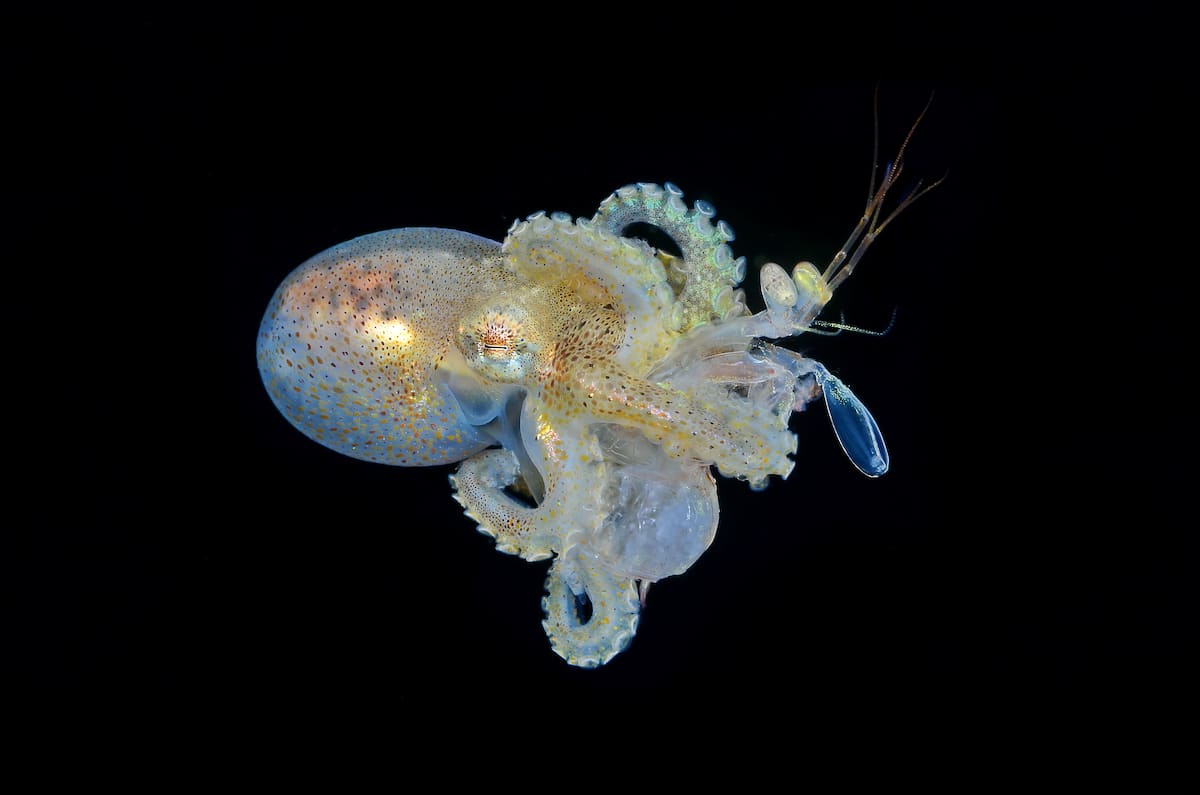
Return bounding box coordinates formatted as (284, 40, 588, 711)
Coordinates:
(257, 136, 929, 666)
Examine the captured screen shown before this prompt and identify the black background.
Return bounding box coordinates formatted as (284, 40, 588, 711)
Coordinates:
(10, 5, 1191, 764)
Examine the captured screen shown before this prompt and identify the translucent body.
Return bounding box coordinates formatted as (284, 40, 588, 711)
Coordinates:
(258, 182, 896, 667)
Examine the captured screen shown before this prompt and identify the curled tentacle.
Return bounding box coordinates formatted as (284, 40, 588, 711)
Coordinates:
(449, 448, 559, 561)
(542, 546, 640, 668)
(591, 182, 749, 332)
(449, 428, 607, 563)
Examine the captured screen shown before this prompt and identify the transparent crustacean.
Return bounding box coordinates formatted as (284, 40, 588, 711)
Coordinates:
(256, 100, 937, 667)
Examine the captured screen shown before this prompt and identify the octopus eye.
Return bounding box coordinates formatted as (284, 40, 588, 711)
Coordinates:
(456, 305, 539, 382)
(478, 314, 524, 357)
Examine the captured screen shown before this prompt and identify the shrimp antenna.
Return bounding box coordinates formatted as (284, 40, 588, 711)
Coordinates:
(811, 305, 899, 337)
(824, 90, 945, 296)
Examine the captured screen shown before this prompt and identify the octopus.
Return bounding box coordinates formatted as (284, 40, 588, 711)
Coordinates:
(256, 115, 934, 667)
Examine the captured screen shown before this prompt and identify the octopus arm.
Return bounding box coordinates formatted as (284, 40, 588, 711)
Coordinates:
(501, 211, 678, 374)
(570, 358, 797, 486)
(447, 402, 603, 563)
(541, 547, 640, 668)
(449, 448, 558, 562)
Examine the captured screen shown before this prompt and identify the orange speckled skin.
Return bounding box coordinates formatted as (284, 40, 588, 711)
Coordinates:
(258, 228, 507, 466)
(257, 182, 893, 667)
